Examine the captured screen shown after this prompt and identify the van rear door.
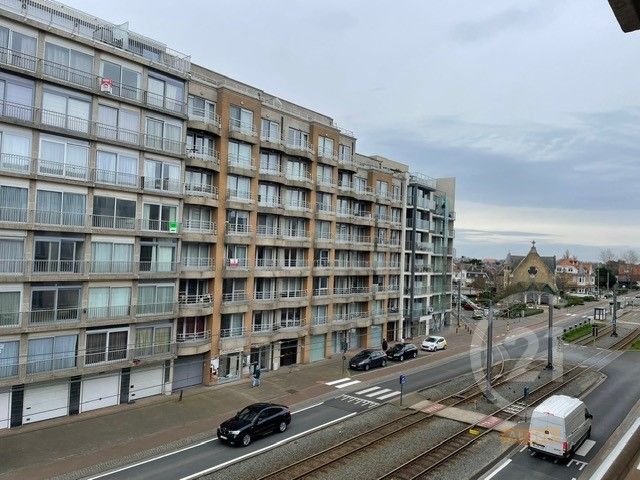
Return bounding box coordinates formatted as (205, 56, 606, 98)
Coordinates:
(529, 414, 564, 456)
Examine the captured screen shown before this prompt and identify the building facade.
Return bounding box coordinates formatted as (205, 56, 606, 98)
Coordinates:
(0, 0, 454, 428)
(556, 257, 596, 295)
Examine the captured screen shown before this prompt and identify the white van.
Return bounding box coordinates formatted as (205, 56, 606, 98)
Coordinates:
(528, 395, 592, 459)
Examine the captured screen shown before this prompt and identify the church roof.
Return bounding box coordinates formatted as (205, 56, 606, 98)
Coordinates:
(506, 254, 556, 273)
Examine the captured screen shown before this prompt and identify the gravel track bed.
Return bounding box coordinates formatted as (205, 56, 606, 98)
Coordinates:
(203, 404, 408, 480)
(595, 326, 635, 349)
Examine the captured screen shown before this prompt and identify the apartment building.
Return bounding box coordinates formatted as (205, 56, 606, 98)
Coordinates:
(0, 0, 454, 428)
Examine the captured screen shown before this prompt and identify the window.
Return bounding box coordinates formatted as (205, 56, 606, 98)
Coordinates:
(228, 140, 252, 166)
(316, 192, 332, 212)
(35, 190, 86, 226)
(287, 127, 309, 149)
(86, 328, 128, 364)
(88, 286, 131, 319)
(338, 143, 352, 161)
(315, 220, 331, 240)
(223, 278, 246, 301)
(188, 95, 216, 123)
(313, 277, 329, 296)
(147, 73, 185, 112)
(317, 164, 333, 184)
(279, 277, 304, 297)
(91, 241, 133, 273)
(44, 42, 93, 88)
(144, 158, 180, 192)
(392, 184, 401, 200)
(256, 246, 276, 267)
(391, 208, 402, 223)
(183, 205, 213, 232)
(0, 129, 30, 173)
(137, 284, 174, 315)
(181, 243, 210, 268)
(227, 174, 251, 199)
(261, 119, 280, 141)
(338, 171, 351, 187)
(135, 324, 172, 356)
(96, 150, 138, 186)
(314, 249, 329, 267)
(283, 188, 308, 209)
(33, 237, 83, 273)
(100, 60, 141, 101)
(0, 291, 21, 327)
(317, 136, 334, 157)
(92, 195, 136, 229)
(39, 136, 88, 179)
(354, 177, 367, 193)
(221, 313, 244, 337)
(96, 105, 139, 144)
(376, 204, 388, 220)
(226, 244, 248, 266)
(313, 305, 328, 325)
(254, 278, 275, 300)
(376, 180, 389, 197)
(259, 150, 280, 173)
(185, 169, 214, 195)
(0, 339, 18, 378)
(140, 238, 176, 273)
(177, 316, 207, 341)
(142, 203, 178, 232)
(253, 311, 273, 332)
(0, 73, 34, 121)
(145, 117, 182, 154)
(187, 131, 215, 159)
(230, 105, 254, 133)
(0, 26, 36, 70)
(30, 286, 80, 325)
(258, 182, 279, 206)
(0, 185, 27, 223)
(42, 88, 90, 133)
(286, 158, 308, 179)
(280, 308, 302, 327)
(27, 335, 77, 374)
(179, 279, 210, 302)
(282, 217, 308, 237)
(226, 209, 250, 232)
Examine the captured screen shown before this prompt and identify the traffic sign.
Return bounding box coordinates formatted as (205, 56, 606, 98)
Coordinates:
(399, 374, 406, 385)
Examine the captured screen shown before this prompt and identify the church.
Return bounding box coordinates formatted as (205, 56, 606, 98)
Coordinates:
(502, 241, 557, 303)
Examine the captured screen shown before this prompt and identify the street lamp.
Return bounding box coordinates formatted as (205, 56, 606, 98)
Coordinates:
(611, 285, 618, 337)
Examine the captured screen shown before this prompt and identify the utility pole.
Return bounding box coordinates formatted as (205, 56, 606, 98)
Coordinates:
(612, 286, 618, 337)
(547, 295, 554, 369)
(485, 299, 494, 401)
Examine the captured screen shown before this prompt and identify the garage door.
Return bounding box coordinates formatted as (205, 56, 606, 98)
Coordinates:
(129, 366, 164, 400)
(23, 382, 69, 424)
(0, 391, 9, 429)
(81, 374, 120, 413)
(371, 325, 382, 348)
(310, 334, 325, 362)
(173, 355, 204, 390)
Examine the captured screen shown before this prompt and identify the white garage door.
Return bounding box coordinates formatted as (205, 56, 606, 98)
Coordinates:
(23, 382, 69, 424)
(81, 374, 120, 413)
(129, 366, 163, 400)
(0, 391, 10, 429)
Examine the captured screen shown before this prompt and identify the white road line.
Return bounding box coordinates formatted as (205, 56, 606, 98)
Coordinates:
(377, 391, 401, 400)
(86, 402, 324, 479)
(590, 417, 640, 480)
(519, 445, 528, 452)
(325, 377, 352, 386)
(366, 388, 391, 398)
(636, 460, 640, 470)
(335, 380, 361, 389)
(355, 386, 381, 395)
(484, 458, 512, 479)
(575, 439, 596, 457)
(178, 412, 358, 480)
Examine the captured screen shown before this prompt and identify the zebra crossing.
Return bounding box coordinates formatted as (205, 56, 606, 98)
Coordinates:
(502, 401, 527, 416)
(325, 378, 402, 401)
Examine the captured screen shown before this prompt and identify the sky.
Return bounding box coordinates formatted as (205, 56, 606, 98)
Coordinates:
(65, 0, 640, 261)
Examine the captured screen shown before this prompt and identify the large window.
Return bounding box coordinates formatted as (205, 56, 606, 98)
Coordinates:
(252, 311, 273, 332)
(135, 324, 172, 356)
(0, 339, 18, 378)
(286, 158, 308, 179)
(0, 26, 37, 70)
(280, 307, 302, 327)
(33, 237, 83, 273)
(35, 190, 86, 226)
(0, 291, 21, 327)
(225, 244, 248, 267)
(258, 182, 279, 206)
(0, 129, 30, 173)
(142, 203, 178, 232)
(317, 136, 334, 157)
(96, 150, 138, 187)
(144, 158, 180, 192)
(27, 334, 78, 374)
(42, 88, 90, 133)
(287, 127, 309, 149)
(100, 60, 141, 101)
(183, 205, 213, 232)
(145, 117, 182, 154)
(226, 209, 250, 232)
(86, 328, 128, 364)
(137, 284, 174, 315)
(229, 105, 253, 133)
(91, 242, 133, 273)
(221, 313, 244, 337)
(39, 136, 88, 180)
(96, 105, 139, 144)
(317, 164, 333, 184)
(185, 169, 214, 195)
(228, 140, 252, 167)
(147, 73, 184, 113)
(227, 175, 251, 199)
(88, 287, 131, 319)
(187, 95, 216, 123)
(259, 150, 280, 174)
(30, 286, 80, 325)
(181, 243, 210, 268)
(338, 143, 352, 161)
(140, 238, 176, 273)
(261, 119, 280, 141)
(92, 195, 136, 229)
(0, 185, 27, 223)
(44, 42, 93, 88)
(186, 131, 215, 159)
(0, 73, 34, 121)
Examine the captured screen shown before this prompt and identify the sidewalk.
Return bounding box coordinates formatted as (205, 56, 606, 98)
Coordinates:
(0, 310, 579, 480)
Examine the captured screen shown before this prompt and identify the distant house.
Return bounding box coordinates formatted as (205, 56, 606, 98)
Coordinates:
(618, 263, 640, 287)
(556, 257, 596, 295)
(502, 242, 557, 303)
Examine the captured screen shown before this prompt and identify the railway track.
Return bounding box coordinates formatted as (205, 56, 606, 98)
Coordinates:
(573, 324, 612, 346)
(611, 327, 640, 350)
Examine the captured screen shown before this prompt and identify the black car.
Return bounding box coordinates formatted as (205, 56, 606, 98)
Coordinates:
(349, 349, 387, 371)
(387, 343, 419, 361)
(217, 403, 291, 447)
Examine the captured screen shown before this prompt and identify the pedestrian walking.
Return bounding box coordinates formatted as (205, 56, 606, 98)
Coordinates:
(252, 366, 261, 387)
(382, 338, 388, 352)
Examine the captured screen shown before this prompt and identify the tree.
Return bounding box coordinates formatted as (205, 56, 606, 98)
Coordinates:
(621, 249, 639, 266)
(595, 265, 617, 289)
(556, 272, 574, 293)
(470, 276, 487, 292)
(562, 249, 571, 260)
(600, 248, 617, 265)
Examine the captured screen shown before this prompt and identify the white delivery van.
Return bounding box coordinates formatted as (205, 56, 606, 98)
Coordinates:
(528, 395, 592, 459)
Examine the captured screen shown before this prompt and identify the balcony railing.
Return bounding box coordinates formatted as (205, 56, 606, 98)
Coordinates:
(181, 258, 214, 270)
(227, 189, 253, 202)
(281, 199, 311, 212)
(228, 153, 256, 171)
(224, 258, 249, 268)
(184, 183, 218, 198)
(178, 293, 212, 305)
(139, 261, 177, 274)
(29, 307, 80, 325)
(312, 288, 330, 296)
(258, 196, 281, 208)
(285, 140, 314, 154)
(188, 106, 221, 127)
(279, 289, 307, 299)
(186, 147, 220, 165)
(317, 148, 338, 162)
(254, 291, 277, 301)
(223, 291, 248, 303)
(225, 223, 252, 235)
(177, 330, 212, 343)
(183, 219, 216, 234)
(316, 176, 336, 188)
(87, 304, 132, 320)
(285, 169, 312, 182)
(333, 260, 370, 269)
(229, 118, 257, 136)
(316, 203, 335, 214)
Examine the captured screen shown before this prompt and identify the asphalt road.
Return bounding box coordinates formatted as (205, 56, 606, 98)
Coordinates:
(89, 302, 639, 480)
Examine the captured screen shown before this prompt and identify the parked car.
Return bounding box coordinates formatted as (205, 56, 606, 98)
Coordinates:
(217, 403, 291, 447)
(421, 336, 447, 351)
(387, 343, 419, 361)
(463, 303, 475, 311)
(472, 309, 483, 320)
(349, 349, 387, 371)
(528, 395, 592, 459)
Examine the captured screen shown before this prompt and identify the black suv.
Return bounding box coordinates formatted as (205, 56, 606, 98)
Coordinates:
(387, 343, 419, 361)
(349, 349, 387, 371)
(217, 403, 291, 447)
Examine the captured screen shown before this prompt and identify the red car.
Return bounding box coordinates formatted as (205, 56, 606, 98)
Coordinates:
(463, 303, 475, 311)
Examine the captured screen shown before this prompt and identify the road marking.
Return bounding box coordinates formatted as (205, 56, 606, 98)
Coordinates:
(178, 412, 359, 480)
(484, 458, 512, 479)
(636, 460, 640, 470)
(377, 391, 401, 400)
(326, 377, 353, 386)
(85, 402, 324, 479)
(339, 394, 379, 408)
(519, 445, 528, 452)
(365, 388, 391, 397)
(355, 386, 382, 395)
(575, 439, 596, 457)
(589, 417, 640, 480)
(335, 380, 361, 389)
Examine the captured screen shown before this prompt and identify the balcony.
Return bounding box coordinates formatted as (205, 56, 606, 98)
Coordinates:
(312, 288, 330, 297)
(178, 293, 212, 306)
(337, 153, 356, 170)
(407, 218, 430, 231)
(316, 176, 336, 190)
(29, 307, 80, 326)
(405, 241, 432, 252)
(227, 189, 254, 203)
(317, 148, 339, 163)
(285, 140, 314, 156)
(257, 196, 281, 209)
(316, 203, 335, 215)
(225, 223, 252, 236)
(176, 330, 212, 355)
(184, 182, 219, 199)
(139, 261, 178, 274)
(223, 291, 247, 303)
(254, 291, 277, 302)
(224, 258, 249, 269)
(260, 134, 284, 149)
(285, 169, 312, 184)
(229, 118, 257, 137)
(279, 289, 308, 300)
(183, 219, 216, 235)
(333, 260, 370, 270)
(227, 153, 256, 172)
(188, 107, 221, 129)
(186, 147, 220, 166)
(219, 329, 247, 353)
(281, 199, 311, 213)
(181, 258, 214, 271)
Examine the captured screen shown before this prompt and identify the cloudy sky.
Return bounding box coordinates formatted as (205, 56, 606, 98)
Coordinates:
(67, 0, 640, 260)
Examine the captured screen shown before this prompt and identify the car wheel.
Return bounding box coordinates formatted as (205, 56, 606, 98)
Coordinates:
(400, 355, 404, 362)
(277, 421, 287, 433)
(412, 351, 418, 359)
(381, 359, 387, 367)
(241, 433, 251, 447)
(364, 364, 370, 371)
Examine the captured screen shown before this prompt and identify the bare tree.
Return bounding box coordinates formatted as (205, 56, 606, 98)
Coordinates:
(599, 248, 617, 264)
(562, 249, 571, 260)
(621, 249, 639, 265)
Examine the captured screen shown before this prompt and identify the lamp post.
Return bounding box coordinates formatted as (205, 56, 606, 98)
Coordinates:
(546, 294, 554, 369)
(611, 285, 618, 337)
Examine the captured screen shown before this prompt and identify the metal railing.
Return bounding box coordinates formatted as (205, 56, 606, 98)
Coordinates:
(177, 330, 212, 343)
(181, 257, 214, 269)
(183, 219, 216, 234)
(254, 291, 277, 301)
(317, 148, 338, 162)
(222, 291, 247, 303)
(279, 289, 307, 299)
(229, 118, 257, 136)
(186, 147, 220, 165)
(184, 182, 218, 198)
(224, 258, 249, 268)
(138, 261, 177, 274)
(188, 106, 221, 127)
(333, 260, 370, 268)
(227, 189, 253, 202)
(285, 140, 314, 154)
(225, 223, 252, 234)
(178, 293, 212, 305)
